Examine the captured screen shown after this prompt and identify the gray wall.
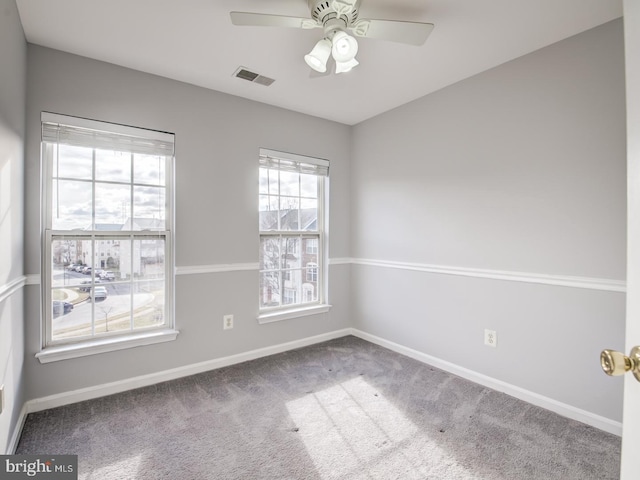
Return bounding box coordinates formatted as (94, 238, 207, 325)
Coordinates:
(23, 45, 352, 399)
(350, 19, 627, 421)
(0, 0, 26, 453)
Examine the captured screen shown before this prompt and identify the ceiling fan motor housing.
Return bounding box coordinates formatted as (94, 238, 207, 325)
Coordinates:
(308, 0, 360, 31)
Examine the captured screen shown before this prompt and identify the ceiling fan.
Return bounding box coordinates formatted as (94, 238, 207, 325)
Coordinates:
(230, 0, 434, 75)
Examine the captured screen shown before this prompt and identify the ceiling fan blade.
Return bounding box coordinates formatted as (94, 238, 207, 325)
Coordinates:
(230, 12, 319, 29)
(351, 19, 434, 46)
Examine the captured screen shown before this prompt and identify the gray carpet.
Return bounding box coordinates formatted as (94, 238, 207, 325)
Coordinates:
(16, 336, 620, 479)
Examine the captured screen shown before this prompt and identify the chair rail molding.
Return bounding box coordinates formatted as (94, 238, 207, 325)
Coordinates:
(352, 258, 626, 293)
(0, 276, 27, 304)
(26, 258, 624, 292)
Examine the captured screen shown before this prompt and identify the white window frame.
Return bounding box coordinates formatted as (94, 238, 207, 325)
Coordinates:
(36, 112, 178, 363)
(258, 148, 331, 324)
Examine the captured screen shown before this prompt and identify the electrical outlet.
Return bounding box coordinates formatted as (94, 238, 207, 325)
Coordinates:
(484, 329, 497, 348)
(223, 314, 234, 330)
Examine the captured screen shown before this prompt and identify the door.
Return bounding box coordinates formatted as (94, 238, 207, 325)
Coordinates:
(621, 1, 640, 479)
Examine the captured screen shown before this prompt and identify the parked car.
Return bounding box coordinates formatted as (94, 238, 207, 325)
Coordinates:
(91, 286, 108, 301)
(82, 266, 92, 275)
(66, 264, 78, 271)
(74, 265, 85, 272)
(79, 279, 102, 292)
(52, 300, 74, 317)
(99, 271, 115, 281)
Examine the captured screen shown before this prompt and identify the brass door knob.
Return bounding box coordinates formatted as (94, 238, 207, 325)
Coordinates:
(600, 346, 640, 382)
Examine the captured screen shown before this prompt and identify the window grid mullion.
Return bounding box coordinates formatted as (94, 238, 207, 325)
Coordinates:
(90, 150, 97, 335)
(129, 153, 135, 333)
(278, 169, 282, 231)
(90, 237, 96, 336)
(279, 234, 284, 302)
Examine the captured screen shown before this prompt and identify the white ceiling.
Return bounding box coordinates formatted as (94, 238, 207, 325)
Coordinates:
(15, 0, 622, 125)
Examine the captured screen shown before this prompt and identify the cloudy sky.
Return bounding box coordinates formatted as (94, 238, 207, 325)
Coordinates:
(50, 145, 167, 231)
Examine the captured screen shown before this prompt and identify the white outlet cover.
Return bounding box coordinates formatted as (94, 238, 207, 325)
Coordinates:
(223, 314, 234, 330)
(484, 329, 497, 347)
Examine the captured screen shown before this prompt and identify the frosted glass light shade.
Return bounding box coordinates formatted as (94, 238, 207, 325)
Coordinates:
(304, 38, 332, 73)
(335, 57, 359, 74)
(331, 31, 358, 62)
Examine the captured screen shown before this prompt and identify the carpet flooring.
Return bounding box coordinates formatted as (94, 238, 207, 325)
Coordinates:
(16, 336, 620, 479)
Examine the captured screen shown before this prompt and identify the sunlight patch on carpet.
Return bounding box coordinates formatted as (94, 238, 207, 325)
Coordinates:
(83, 454, 143, 480)
(286, 376, 475, 479)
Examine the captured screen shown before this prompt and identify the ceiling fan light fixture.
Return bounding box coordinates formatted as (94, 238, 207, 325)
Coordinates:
(335, 57, 359, 74)
(232, 1, 436, 76)
(304, 38, 332, 73)
(331, 30, 358, 63)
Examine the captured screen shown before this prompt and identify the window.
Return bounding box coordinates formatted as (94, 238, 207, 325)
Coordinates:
(259, 149, 328, 317)
(306, 238, 318, 254)
(303, 283, 315, 302)
(40, 113, 175, 354)
(306, 262, 318, 282)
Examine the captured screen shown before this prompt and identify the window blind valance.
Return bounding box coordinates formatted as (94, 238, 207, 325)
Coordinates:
(41, 112, 174, 157)
(259, 148, 329, 177)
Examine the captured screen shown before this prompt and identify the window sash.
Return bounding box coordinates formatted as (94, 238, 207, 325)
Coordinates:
(45, 231, 171, 346)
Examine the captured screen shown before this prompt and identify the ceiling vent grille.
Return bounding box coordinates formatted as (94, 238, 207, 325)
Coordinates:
(233, 67, 275, 86)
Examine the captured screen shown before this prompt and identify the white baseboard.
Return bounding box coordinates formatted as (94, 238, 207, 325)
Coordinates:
(350, 329, 623, 437)
(15, 326, 621, 448)
(6, 404, 28, 454)
(24, 329, 352, 414)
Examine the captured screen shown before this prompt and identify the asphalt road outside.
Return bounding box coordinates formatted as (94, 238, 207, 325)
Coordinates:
(51, 268, 158, 337)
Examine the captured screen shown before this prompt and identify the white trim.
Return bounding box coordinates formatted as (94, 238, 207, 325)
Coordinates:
(0, 276, 27, 304)
(24, 329, 351, 413)
(329, 257, 352, 265)
(257, 304, 332, 324)
(175, 263, 259, 276)
(35, 329, 180, 364)
(349, 329, 623, 436)
(353, 258, 626, 293)
(6, 404, 28, 454)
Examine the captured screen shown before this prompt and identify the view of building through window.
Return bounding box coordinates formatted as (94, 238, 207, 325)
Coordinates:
(50, 230, 166, 341)
(259, 150, 328, 312)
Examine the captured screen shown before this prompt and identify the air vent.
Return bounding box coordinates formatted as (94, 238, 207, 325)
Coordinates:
(233, 67, 275, 87)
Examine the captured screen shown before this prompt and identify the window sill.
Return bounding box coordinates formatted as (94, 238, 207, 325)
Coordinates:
(35, 328, 180, 364)
(257, 304, 332, 324)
